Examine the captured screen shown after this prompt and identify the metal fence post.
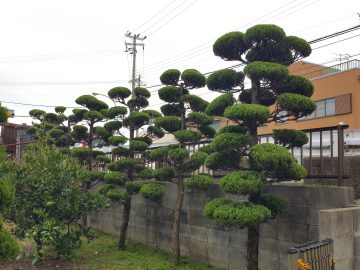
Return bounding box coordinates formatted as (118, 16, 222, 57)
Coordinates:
(337, 122, 348, 186)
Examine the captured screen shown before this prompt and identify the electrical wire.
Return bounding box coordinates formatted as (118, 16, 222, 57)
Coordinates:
(132, 0, 179, 33)
(147, 0, 199, 36)
(0, 100, 82, 109)
(141, 0, 190, 34)
(312, 33, 360, 50)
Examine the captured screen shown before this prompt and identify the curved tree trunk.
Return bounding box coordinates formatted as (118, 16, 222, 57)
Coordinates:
(247, 225, 260, 270)
(171, 174, 185, 266)
(118, 199, 131, 250)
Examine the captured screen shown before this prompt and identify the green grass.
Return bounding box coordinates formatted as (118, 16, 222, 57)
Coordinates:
(75, 232, 223, 270)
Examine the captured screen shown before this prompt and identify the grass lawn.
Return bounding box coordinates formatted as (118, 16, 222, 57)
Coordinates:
(1, 231, 223, 270)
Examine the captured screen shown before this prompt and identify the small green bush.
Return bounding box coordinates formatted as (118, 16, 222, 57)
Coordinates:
(108, 86, 132, 100)
(205, 93, 234, 116)
(139, 168, 154, 179)
(158, 86, 182, 103)
(220, 172, 265, 195)
(140, 183, 165, 201)
(0, 230, 19, 259)
(160, 69, 181, 85)
(125, 181, 145, 195)
(174, 130, 202, 144)
(260, 194, 287, 218)
(108, 135, 127, 146)
(169, 148, 189, 162)
(155, 116, 182, 133)
(106, 189, 131, 203)
(153, 167, 176, 181)
(213, 203, 271, 228)
(104, 172, 126, 185)
(185, 174, 214, 190)
(181, 69, 206, 88)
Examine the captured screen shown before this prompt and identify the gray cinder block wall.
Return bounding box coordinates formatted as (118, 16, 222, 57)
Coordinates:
(89, 183, 357, 270)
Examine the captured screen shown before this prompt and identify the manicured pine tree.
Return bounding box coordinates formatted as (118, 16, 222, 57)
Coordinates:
(202, 24, 315, 270)
(99, 86, 165, 250)
(145, 69, 217, 265)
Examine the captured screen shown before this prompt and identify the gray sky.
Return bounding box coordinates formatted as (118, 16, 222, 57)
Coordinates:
(0, 0, 359, 124)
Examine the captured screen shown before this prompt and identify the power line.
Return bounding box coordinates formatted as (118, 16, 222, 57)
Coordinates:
(132, 0, 179, 33)
(147, 0, 199, 36)
(141, 0, 190, 34)
(312, 33, 360, 50)
(0, 80, 129, 87)
(0, 100, 82, 109)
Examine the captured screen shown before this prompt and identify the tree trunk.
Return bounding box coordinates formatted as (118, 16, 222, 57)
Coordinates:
(171, 175, 185, 266)
(247, 225, 260, 270)
(118, 199, 131, 250)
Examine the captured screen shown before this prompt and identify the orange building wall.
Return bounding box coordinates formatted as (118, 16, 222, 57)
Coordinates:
(258, 66, 360, 135)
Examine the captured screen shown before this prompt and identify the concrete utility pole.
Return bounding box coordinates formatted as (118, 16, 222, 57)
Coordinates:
(124, 31, 146, 97)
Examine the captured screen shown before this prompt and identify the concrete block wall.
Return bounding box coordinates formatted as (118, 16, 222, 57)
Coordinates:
(89, 183, 355, 270)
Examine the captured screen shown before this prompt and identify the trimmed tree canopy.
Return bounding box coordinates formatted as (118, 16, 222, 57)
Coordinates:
(160, 69, 181, 85)
(205, 93, 234, 116)
(181, 69, 206, 88)
(207, 69, 244, 92)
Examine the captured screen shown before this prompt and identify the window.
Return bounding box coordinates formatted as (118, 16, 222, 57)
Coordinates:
(298, 97, 338, 121)
(209, 121, 220, 131)
(315, 100, 325, 118)
(325, 98, 335, 116)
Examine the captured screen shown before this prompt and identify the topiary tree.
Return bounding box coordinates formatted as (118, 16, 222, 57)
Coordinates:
(0, 106, 9, 124)
(203, 24, 315, 270)
(145, 69, 216, 266)
(99, 86, 165, 250)
(0, 147, 19, 260)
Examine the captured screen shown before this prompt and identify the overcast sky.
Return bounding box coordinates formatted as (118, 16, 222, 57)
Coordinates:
(0, 0, 359, 124)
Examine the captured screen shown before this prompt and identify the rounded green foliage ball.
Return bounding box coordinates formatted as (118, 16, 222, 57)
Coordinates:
(155, 116, 181, 133)
(217, 125, 247, 135)
(212, 202, 272, 228)
(55, 106, 67, 114)
(129, 140, 149, 152)
(48, 128, 65, 139)
(205, 93, 234, 116)
(98, 184, 114, 195)
(70, 147, 91, 161)
(107, 106, 128, 119)
(104, 172, 126, 185)
(224, 104, 270, 127)
(286, 36, 312, 60)
(107, 158, 136, 171)
(173, 130, 202, 144)
(83, 111, 103, 122)
(181, 69, 206, 88)
(207, 69, 244, 92)
(125, 181, 145, 195)
(187, 112, 214, 126)
(244, 61, 288, 81)
(245, 24, 286, 45)
(140, 183, 164, 201)
(260, 194, 287, 218)
(104, 120, 122, 133)
(160, 69, 181, 85)
(75, 95, 108, 111)
(153, 167, 176, 181)
(147, 126, 165, 138)
(160, 104, 181, 116)
(134, 87, 151, 98)
(29, 109, 46, 120)
(139, 168, 154, 179)
(181, 94, 209, 112)
(147, 147, 169, 161)
(108, 87, 132, 100)
(185, 174, 214, 190)
(211, 133, 252, 153)
(198, 125, 216, 138)
(213, 31, 249, 61)
(204, 198, 233, 218)
(106, 189, 130, 203)
(158, 86, 182, 103)
(273, 129, 308, 148)
(108, 135, 127, 146)
(169, 148, 189, 162)
(250, 143, 293, 172)
(277, 93, 316, 118)
(220, 171, 265, 195)
(125, 111, 150, 128)
(112, 147, 130, 157)
(205, 152, 240, 170)
(142, 110, 162, 119)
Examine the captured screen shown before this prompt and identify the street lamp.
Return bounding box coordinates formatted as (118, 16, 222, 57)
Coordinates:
(92, 92, 116, 106)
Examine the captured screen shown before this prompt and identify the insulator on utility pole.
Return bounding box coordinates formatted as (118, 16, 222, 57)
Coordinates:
(124, 31, 145, 97)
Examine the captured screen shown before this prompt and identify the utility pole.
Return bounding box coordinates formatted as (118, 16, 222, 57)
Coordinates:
(125, 31, 146, 97)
